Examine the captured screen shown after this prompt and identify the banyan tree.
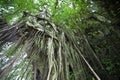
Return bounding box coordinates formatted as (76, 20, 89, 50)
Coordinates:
(0, 0, 120, 80)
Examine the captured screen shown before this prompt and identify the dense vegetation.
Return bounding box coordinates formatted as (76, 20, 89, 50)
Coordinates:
(0, 0, 120, 80)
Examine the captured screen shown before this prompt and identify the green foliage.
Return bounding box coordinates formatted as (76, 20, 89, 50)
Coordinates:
(0, 0, 40, 23)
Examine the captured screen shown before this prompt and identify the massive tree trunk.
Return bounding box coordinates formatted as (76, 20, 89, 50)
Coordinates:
(0, 12, 102, 80)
